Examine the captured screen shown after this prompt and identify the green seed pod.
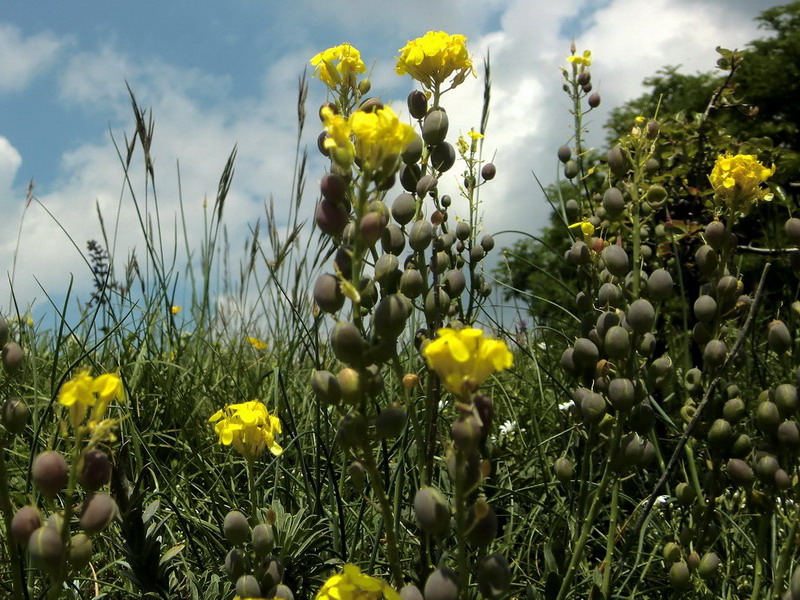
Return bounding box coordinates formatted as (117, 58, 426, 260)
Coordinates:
(607, 146, 628, 177)
(598, 283, 622, 308)
(602, 187, 626, 219)
(627, 299, 655, 334)
(731, 433, 752, 458)
(647, 269, 673, 301)
(684, 367, 703, 394)
(778, 420, 800, 449)
(707, 418, 733, 451)
(755, 455, 779, 482)
(663, 542, 681, 563)
(705, 220, 726, 249)
(414, 486, 450, 537)
(348, 460, 366, 492)
(0, 316, 7, 347)
(565, 199, 580, 221)
(444, 269, 466, 297)
(786, 218, 800, 245)
(567, 241, 590, 265)
(392, 193, 416, 225)
(646, 184, 667, 203)
(481, 235, 495, 252)
(424, 568, 459, 600)
(669, 561, 691, 589)
(477, 553, 511, 600)
(675, 483, 696, 506)
(604, 326, 631, 360)
(554, 457, 574, 482)
(376, 404, 407, 439)
(28, 526, 63, 572)
(587, 92, 601, 108)
(336, 411, 367, 451)
(564, 160, 579, 179)
(726, 458, 753, 486)
(424, 289, 450, 320)
(257, 555, 285, 592)
(717, 275, 741, 301)
(430, 142, 456, 172)
(315, 199, 349, 236)
(331, 322, 366, 366)
(416, 174, 438, 198)
(698, 552, 721, 579)
(470, 244, 486, 263)
(645, 157, 660, 173)
(80, 493, 117, 535)
(756, 401, 781, 433)
(337, 368, 362, 404)
(608, 378, 635, 410)
(32, 451, 68, 496)
(687, 551, 700, 570)
(381, 224, 405, 255)
(630, 401, 655, 434)
(580, 391, 606, 423)
(1, 397, 29, 434)
(236, 575, 262, 598)
(467, 501, 498, 546)
(400, 269, 425, 299)
(375, 254, 399, 284)
(373, 294, 410, 339)
(703, 339, 727, 368)
(409, 220, 433, 252)
(224, 548, 249, 581)
(2, 341, 24, 374)
(311, 370, 341, 405)
(223, 510, 250, 546)
(695, 245, 719, 276)
(639, 333, 656, 357)
(596, 311, 620, 338)
(776, 383, 798, 416)
(267, 584, 294, 600)
(252, 524, 275, 557)
(320, 173, 347, 203)
(78, 449, 112, 492)
(399, 163, 421, 193)
(407, 90, 427, 119)
(693, 295, 716, 322)
(68, 533, 93, 570)
(422, 108, 449, 145)
(572, 338, 599, 373)
(722, 397, 746, 423)
(775, 468, 791, 489)
(557, 145, 571, 163)
(768, 320, 792, 354)
(560, 348, 576, 376)
(11, 506, 41, 545)
(602, 245, 629, 277)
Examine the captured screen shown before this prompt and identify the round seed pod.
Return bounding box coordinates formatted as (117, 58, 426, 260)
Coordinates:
(604, 326, 630, 360)
(577, 70, 591, 85)
(407, 91, 428, 119)
(252, 524, 275, 557)
(662, 542, 681, 563)
(236, 575, 261, 599)
(224, 548, 249, 581)
(565, 199, 580, 221)
(32, 451, 68, 496)
(580, 391, 606, 423)
(2, 397, 29, 434)
(336, 412, 367, 451)
(560, 348, 576, 376)
(315, 199, 349, 236)
(444, 269, 466, 297)
(376, 404, 407, 439)
(80, 493, 117, 535)
(695, 245, 719, 276)
(692, 322, 712, 346)
(400, 269, 425, 299)
(79, 449, 111, 491)
(481, 235, 495, 252)
(223, 510, 250, 546)
(775, 468, 791, 489)
(722, 397, 746, 423)
(675, 483, 696, 506)
(776, 384, 798, 416)
(0, 316, 7, 347)
(669, 561, 691, 589)
(698, 552, 721, 579)
(320, 173, 347, 203)
(334, 247, 352, 278)
(618, 432, 644, 467)
(703, 339, 727, 368)
(687, 551, 701, 570)
(567, 241, 590, 265)
(607, 146, 628, 177)
(432, 251, 449, 275)
(257, 555, 285, 592)
(481, 163, 496, 181)
(731, 433, 752, 458)
(630, 401, 655, 434)
(28, 526, 63, 572)
(693, 295, 716, 322)
(467, 502, 498, 546)
(392, 193, 416, 226)
(707, 418, 733, 451)
(348, 460, 366, 492)
(477, 553, 511, 600)
(381, 225, 405, 256)
(588, 92, 600, 108)
(554, 457, 574, 482)
(11, 506, 41, 545)
(792, 566, 800, 600)
(596, 311, 620, 338)
(756, 401, 781, 433)
(455, 221, 471, 241)
(786, 218, 800, 245)
(423, 109, 449, 145)
(311, 370, 341, 405)
(68, 533, 92, 570)
(373, 294, 410, 339)
(684, 367, 703, 394)
(768, 320, 792, 354)
(331, 322, 366, 366)
(778, 420, 800, 449)
(647, 269, 673, 301)
(717, 275, 741, 301)
(602, 245, 629, 277)
(645, 157, 660, 173)
(557, 145, 571, 163)
(317, 132, 330, 156)
(400, 133, 424, 166)
(608, 378, 635, 410)
(337, 368, 362, 404)
(425, 568, 459, 600)
(375, 254, 399, 285)
(424, 289, 450, 320)
(360, 212, 386, 247)
(399, 163, 421, 193)
(598, 283, 622, 308)
(470, 245, 486, 263)
(602, 188, 626, 219)
(646, 184, 667, 204)
(2, 342, 23, 374)
(627, 299, 655, 334)
(409, 220, 433, 252)
(755, 455, 779, 483)
(416, 174, 438, 198)
(726, 458, 753, 486)
(564, 160, 579, 179)
(705, 221, 726, 250)
(414, 487, 450, 537)
(451, 414, 481, 451)
(267, 584, 294, 600)
(572, 338, 599, 373)
(430, 142, 456, 172)
(639, 333, 656, 357)
(400, 585, 423, 600)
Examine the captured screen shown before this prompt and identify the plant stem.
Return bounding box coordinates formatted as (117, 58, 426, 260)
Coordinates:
(601, 478, 621, 599)
(772, 503, 800, 599)
(750, 513, 769, 600)
(0, 441, 25, 600)
(454, 449, 469, 600)
(246, 459, 258, 524)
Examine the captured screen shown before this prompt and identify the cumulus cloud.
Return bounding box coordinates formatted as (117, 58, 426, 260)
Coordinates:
(0, 24, 64, 93)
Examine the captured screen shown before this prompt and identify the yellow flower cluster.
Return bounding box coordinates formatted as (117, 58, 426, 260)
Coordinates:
(321, 105, 415, 172)
(396, 31, 474, 91)
(423, 327, 514, 397)
(58, 370, 125, 429)
(209, 400, 283, 459)
(567, 50, 592, 67)
(316, 564, 400, 600)
(310, 43, 366, 90)
(709, 153, 775, 212)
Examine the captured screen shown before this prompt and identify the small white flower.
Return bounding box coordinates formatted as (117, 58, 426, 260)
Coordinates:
(655, 495, 670, 505)
(558, 400, 575, 411)
(499, 420, 516, 436)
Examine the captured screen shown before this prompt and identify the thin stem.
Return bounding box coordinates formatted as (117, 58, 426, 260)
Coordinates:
(772, 503, 800, 599)
(0, 441, 25, 600)
(601, 478, 621, 599)
(247, 459, 258, 524)
(750, 513, 769, 600)
(454, 449, 469, 600)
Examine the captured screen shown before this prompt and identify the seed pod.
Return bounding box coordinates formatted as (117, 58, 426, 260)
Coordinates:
(268, 584, 294, 600)
(554, 457, 573, 482)
(337, 368, 362, 404)
(414, 486, 450, 537)
(565, 198, 580, 221)
(608, 378, 635, 410)
(580, 391, 606, 423)
(223, 510, 250, 546)
(567, 241, 590, 265)
(399, 163, 421, 193)
(314, 274, 345, 314)
(603, 188, 625, 219)
(331, 322, 366, 366)
(251, 523, 275, 557)
(602, 245, 629, 277)
(757, 400, 781, 433)
(731, 433, 752, 458)
(375, 254, 399, 285)
(376, 404, 407, 439)
(662, 542, 681, 563)
(703, 339, 727, 368)
(603, 326, 629, 360)
(444, 269, 466, 297)
(430, 142, 456, 172)
(237, 575, 262, 599)
(2, 397, 29, 434)
(470, 244, 486, 263)
(467, 501, 498, 546)
(258, 555, 285, 591)
(698, 552, 721, 579)
(336, 411, 367, 451)
(0, 316, 7, 347)
(704, 220, 726, 250)
(2, 341, 23, 374)
(595, 311, 620, 338)
(722, 397, 746, 423)
(390, 193, 416, 227)
(225, 548, 249, 581)
(598, 283, 622, 308)
(32, 451, 68, 496)
(577, 70, 591, 85)
(768, 320, 792, 354)
(311, 370, 341, 406)
(627, 299, 655, 334)
(407, 90, 428, 119)
(587, 92, 600, 108)
(647, 269, 673, 301)
(28, 526, 63, 572)
(400, 585, 423, 600)
(315, 199, 349, 236)
(400, 269, 425, 299)
(67, 533, 93, 570)
(726, 458, 753, 486)
(687, 551, 701, 570)
(409, 220, 433, 252)
(373, 294, 410, 339)
(557, 145, 571, 163)
(776, 468, 791, 489)
(425, 568, 459, 600)
(775, 383, 798, 416)
(79, 449, 112, 491)
(607, 146, 628, 177)
(347, 460, 367, 492)
(422, 108, 449, 145)
(572, 338, 599, 373)
(320, 173, 347, 203)
(477, 553, 511, 600)
(692, 322, 712, 346)
(564, 160, 579, 179)
(707, 418, 733, 451)
(424, 288, 450, 320)
(11, 506, 41, 545)
(695, 245, 719, 276)
(669, 561, 691, 589)
(717, 275, 740, 301)
(755, 455, 779, 482)
(80, 493, 117, 535)
(675, 483, 696, 506)
(481, 163, 496, 181)
(416, 174, 438, 198)
(560, 348, 576, 376)
(785, 218, 800, 245)
(777, 420, 800, 449)
(693, 295, 716, 322)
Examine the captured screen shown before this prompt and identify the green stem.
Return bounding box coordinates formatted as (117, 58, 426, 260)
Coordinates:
(751, 513, 769, 600)
(454, 449, 469, 600)
(628, 180, 642, 298)
(601, 478, 621, 599)
(50, 431, 84, 600)
(0, 440, 25, 600)
(772, 504, 800, 599)
(246, 459, 258, 524)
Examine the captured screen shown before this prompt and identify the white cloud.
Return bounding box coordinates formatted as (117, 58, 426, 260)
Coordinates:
(0, 136, 22, 199)
(0, 23, 63, 92)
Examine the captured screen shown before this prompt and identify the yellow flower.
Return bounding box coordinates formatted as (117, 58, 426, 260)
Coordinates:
(310, 43, 366, 90)
(321, 106, 356, 169)
(171, 305, 181, 315)
(709, 153, 775, 212)
(396, 31, 475, 91)
(568, 219, 595, 237)
(316, 564, 400, 600)
(467, 129, 484, 141)
(567, 49, 592, 67)
(58, 370, 125, 429)
(350, 106, 416, 171)
(209, 400, 283, 459)
(247, 337, 268, 350)
(423, 327, 513, 397)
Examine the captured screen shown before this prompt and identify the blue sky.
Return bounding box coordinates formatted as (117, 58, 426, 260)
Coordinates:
(0, 0, 785, 321)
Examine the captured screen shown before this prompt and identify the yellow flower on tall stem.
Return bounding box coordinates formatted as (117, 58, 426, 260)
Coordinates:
(396, 31, 474, 93)
(316, 564, 400, 600)
(58, 370, 125, 429)
(423, 327, 513, 397)
(566, 49, 592, 67)
(709, 153, 775, 213)
(209, 400, 283, 459)
(310, 43, 366, 91)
